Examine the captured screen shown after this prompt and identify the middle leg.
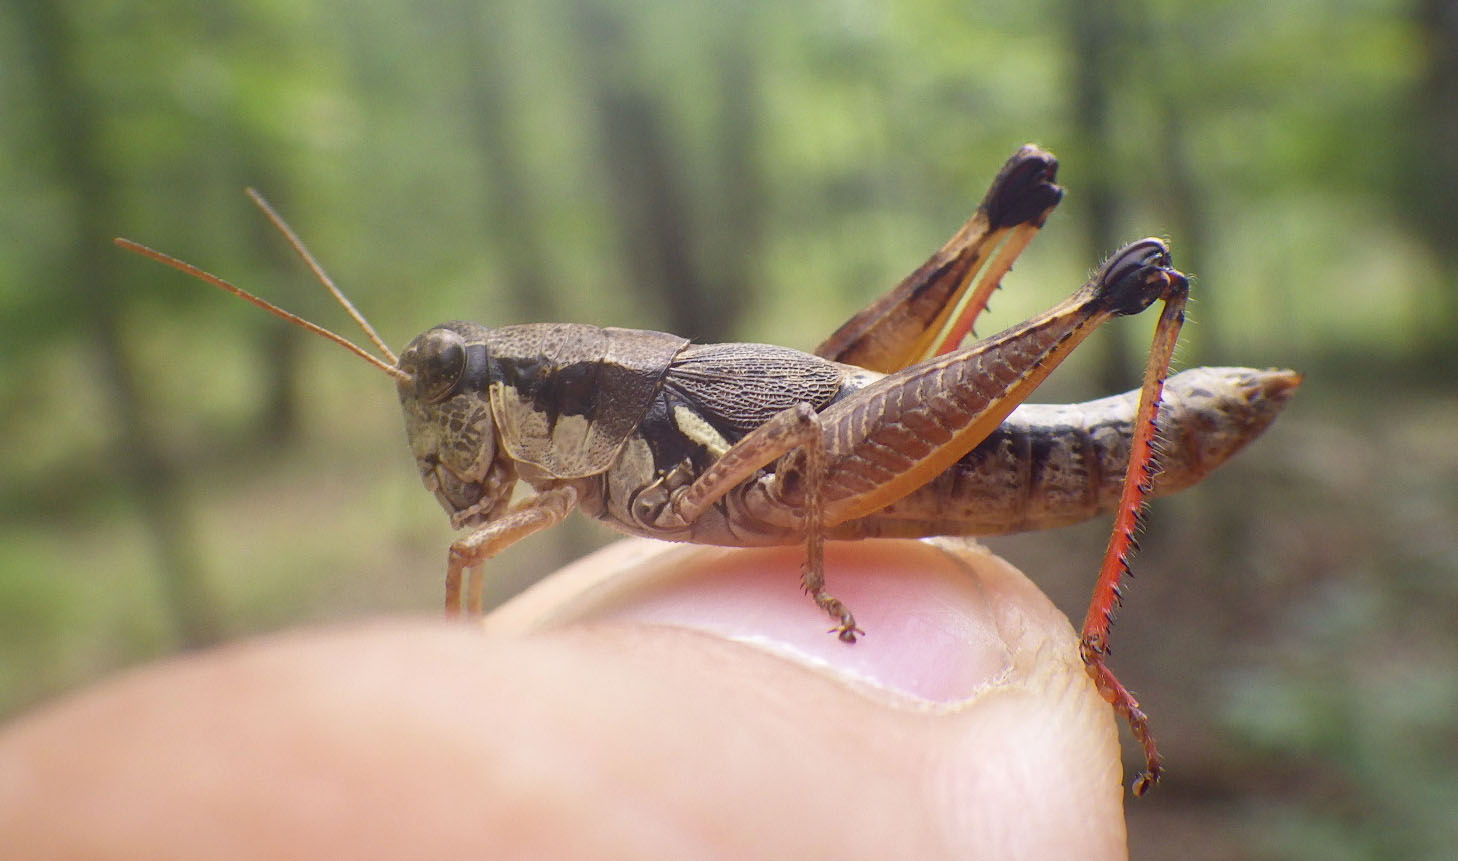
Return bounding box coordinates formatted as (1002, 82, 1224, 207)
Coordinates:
(659, 404, 860, 640)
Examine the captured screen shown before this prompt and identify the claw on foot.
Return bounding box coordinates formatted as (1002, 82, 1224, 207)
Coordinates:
(1132, 765, 1163, 796)
(1081, 633, 1164, 796)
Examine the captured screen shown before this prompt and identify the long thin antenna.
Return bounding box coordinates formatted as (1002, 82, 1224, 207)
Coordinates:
(244, 188, 399, 366)
(113, 237, 411, 384)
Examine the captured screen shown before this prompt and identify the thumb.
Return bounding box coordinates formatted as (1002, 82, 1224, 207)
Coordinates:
(484, 536, 1130, 857)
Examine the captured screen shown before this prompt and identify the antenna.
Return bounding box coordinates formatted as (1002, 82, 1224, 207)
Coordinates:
(113, 235, 411, 385)
(244, 189, 398, 366)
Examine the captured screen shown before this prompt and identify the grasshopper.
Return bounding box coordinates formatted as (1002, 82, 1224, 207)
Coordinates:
(117, 146, 1299, 794)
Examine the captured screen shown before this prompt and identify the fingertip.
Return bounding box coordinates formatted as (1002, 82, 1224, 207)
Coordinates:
(487, 538, 1077, 706)
(486, 537, 1129, 856)
(485, 538, 1004, 702)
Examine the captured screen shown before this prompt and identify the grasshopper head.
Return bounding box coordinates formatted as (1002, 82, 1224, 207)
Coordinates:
(114, 194, 518, 532)
(396, 322, 515, 529)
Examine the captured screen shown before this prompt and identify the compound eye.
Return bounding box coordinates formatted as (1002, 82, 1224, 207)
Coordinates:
(413, 328, 467, 403)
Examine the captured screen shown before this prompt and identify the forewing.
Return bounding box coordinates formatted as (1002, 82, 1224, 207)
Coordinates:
(663, 343, 846, 439)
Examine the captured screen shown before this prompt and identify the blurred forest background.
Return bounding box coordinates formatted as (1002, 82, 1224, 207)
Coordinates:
(3, 0, 1456, 856)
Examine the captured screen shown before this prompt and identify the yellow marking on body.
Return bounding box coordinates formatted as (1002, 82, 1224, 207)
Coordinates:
(672, 405, 730, 458)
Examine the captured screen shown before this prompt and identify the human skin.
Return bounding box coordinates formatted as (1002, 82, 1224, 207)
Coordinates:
(0, 537, 1128, 858)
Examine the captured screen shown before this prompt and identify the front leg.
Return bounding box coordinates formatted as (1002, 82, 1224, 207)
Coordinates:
(446, 485, 580, 616)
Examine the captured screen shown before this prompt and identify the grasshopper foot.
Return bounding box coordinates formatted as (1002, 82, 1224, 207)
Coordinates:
(1132, 763, 1164, 797)
(1081, 636, 1164, 795)
(806, 589, 863, 643)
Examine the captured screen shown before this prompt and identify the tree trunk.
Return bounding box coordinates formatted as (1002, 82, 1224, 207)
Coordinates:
(572, 2, 729, 341)
(461, 1, 562, 322)
(15, 0, 222, 648)
(705, 3, 765, 336)
(248, 172, 308, 447)
(1068, 0, 1134, 392)
(1156, 105, 1214, 363)
(1408, 0, 1458, 374)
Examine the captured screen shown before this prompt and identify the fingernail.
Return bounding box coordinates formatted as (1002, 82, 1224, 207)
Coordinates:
(481, 537, 1077, 705)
